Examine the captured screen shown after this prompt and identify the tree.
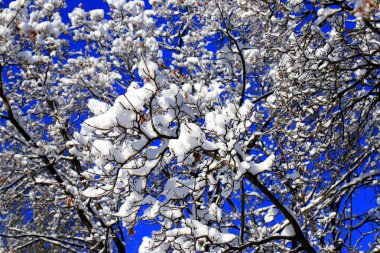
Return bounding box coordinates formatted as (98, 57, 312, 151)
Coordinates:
(0, 0, 379, 252)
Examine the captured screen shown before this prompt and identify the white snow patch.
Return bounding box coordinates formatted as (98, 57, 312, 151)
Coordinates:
(88, 99, 110, 115)
(281, 224, 295, 237)
(264, 207, 278, 223)
(82, 187, 106, 198)
(168, 123, 205, 161)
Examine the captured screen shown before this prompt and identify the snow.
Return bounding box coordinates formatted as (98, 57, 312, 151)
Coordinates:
(88, 99, 110, 115)
(157, 84, 179, 109)
(138, 59, 159, 79)
(161, 219, 235, 249)
(317, 7, 340, 18)
(139, 236, 168, 253)
(208, 203, 222, 222)
(235, 154, 276, 179)
(18, 51, 37, 64)
(249, 154, 276, 175)
(82, 187, 106, 198)
(205, 111, 227, 135)
(183, 219, 235, 243)
(168, 123, 205, 161)
(35, 21, 60, 37)
(9, 0, 25, 9)
(69, 146, 83, 157)
(264, 207, 278, 223)
(35, 177, 56, 185)
(114, 191, 143, 217)
(43, 3, 54, 13)
(126, 159, 158, 176)
(244, 49, 260, 65)
(89, 9, 104, 21)
(281, 224, 295, 237)
(163, 177, 192, 199)
(142, 200, 160, 219)
(289, 0, 302, 5)
(91, 139, 113, 156)
(0, 26, 10, 38)
(145, 37, 158, 52)
(68, 7, 86, 28)
(185, 57, 199, 65)
(235, 161, 251, 179)
(81, 81, 156, 133)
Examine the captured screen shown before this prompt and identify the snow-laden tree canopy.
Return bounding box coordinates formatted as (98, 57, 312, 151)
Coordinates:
(0, 0, 379, 252)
